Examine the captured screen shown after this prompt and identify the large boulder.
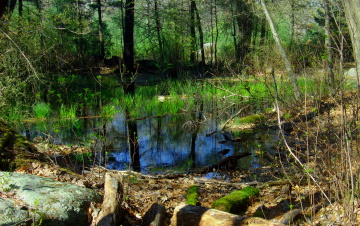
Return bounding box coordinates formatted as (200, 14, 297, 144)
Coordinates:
(0, 171, 102, 226)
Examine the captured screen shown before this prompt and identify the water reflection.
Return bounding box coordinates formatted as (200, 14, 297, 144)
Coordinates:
(25, 110, 280, 174)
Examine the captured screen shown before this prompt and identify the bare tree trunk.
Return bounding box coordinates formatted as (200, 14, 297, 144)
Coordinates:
(194, 1, 205, 68)
(123, 0, 135, 94)
(324, 0, 334, 91)
(154, 0, 164, 62)
(260, 0, 300, 100)
(342, 0, 360, 94)
(235, 0, 252, 64)
(190, 0, 196, 64)
(18, 0, 22, 16)
(123, 0, 135, 74)
(97, 0, 105, 60)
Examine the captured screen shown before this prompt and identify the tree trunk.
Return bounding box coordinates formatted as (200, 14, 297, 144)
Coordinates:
(123, 0, 135, 94)
(154, 0, 164, 62)
(18, 0, 22, 16)
(97, 0, 105, 60)
(190, 0, 196, 64)
(260, 0, 300, 100)
(194, 1, 205, 68)
(324, 0, 334, 91)
(123, 0, 135, 74)
(342, 0, 360, 93)
(235, 0, 252, 64)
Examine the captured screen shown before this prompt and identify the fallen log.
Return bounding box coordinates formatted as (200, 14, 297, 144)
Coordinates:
(211, 186, 260, 214)
(194, 152, 251, 174)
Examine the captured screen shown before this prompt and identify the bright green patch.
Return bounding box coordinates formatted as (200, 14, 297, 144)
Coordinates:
(235, 114, 266, 124)
(211, 186, 260, 214)
(32, 102, 51, 119)
(186, 185, 199, 205)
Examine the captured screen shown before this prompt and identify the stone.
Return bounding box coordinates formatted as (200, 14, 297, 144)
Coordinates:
(0, 198, 37, 225)
(142, 203, 166, 226)
(344, 68, 357, 77)
(0, 172, 102, 226)
(170, 204, 245, 226)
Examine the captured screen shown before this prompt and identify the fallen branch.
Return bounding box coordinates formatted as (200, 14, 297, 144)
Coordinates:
(194, 152, 251, 174)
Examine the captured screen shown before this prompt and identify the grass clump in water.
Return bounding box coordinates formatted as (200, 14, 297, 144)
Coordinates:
(32, 102, 51, 119)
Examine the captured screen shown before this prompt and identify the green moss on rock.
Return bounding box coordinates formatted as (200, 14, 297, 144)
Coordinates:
(0, 119, 46, 171)
(211, 186, 260, 214)
(186, 185, 199, 206)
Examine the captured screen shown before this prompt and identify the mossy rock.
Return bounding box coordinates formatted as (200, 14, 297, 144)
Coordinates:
(211, 186, 260, 214)
(186, 185, 199, 205)
(0, 119, 46, 171)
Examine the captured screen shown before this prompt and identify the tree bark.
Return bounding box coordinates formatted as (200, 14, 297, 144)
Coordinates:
(154, 0, 164, 62)
(194, 1, 205, 68)
(94, 173, 123, 226)
(260, 0, 300, 100)
(190, 0, 196, 64)
(342, 0, 360, 93)
(97, 0, 105, 60)
(123, 0, 135, 74)
(235, 0, 253, 64)
(324, 0, 334, 91)
(123, 0, 135, 94)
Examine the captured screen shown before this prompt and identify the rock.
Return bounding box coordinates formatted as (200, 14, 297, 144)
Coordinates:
(0, 119, 47, 171)
(344, 68, 357, 77)
(142, 203, 166, 226)
(170, 204, 285, 226)
(0, 198, 36, 225)
(170, 204, 245, 226)
(0, 172, 102, 226)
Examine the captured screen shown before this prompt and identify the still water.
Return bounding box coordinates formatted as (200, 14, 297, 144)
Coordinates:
(24, 110, 280, 174)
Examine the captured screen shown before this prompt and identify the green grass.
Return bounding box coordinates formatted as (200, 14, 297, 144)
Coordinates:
(60, 104, 77, 120)
(32, 102, 51, 119)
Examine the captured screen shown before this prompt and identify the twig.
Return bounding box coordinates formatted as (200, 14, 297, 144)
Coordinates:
(271, 70, 333, 207)
(0, 28, 40, 82)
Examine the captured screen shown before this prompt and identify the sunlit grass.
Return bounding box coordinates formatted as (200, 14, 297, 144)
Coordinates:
(32, 102, 51, 119)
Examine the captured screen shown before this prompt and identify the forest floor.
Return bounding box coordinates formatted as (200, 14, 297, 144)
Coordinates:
(9, 88, 360, 225)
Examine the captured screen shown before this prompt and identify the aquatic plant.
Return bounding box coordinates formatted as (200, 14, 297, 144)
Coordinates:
(32, 102, 51, 119)
(60, 104, 77, 121)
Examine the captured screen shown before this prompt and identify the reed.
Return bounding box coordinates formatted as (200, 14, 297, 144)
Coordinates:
(32, 102, 51, 119)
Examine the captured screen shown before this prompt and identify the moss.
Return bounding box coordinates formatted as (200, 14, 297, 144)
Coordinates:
(0, 119, 46, 171)
(186, 185, 199, 206)
(236, 114, 266, 124)
(211, 186, 260, 214)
